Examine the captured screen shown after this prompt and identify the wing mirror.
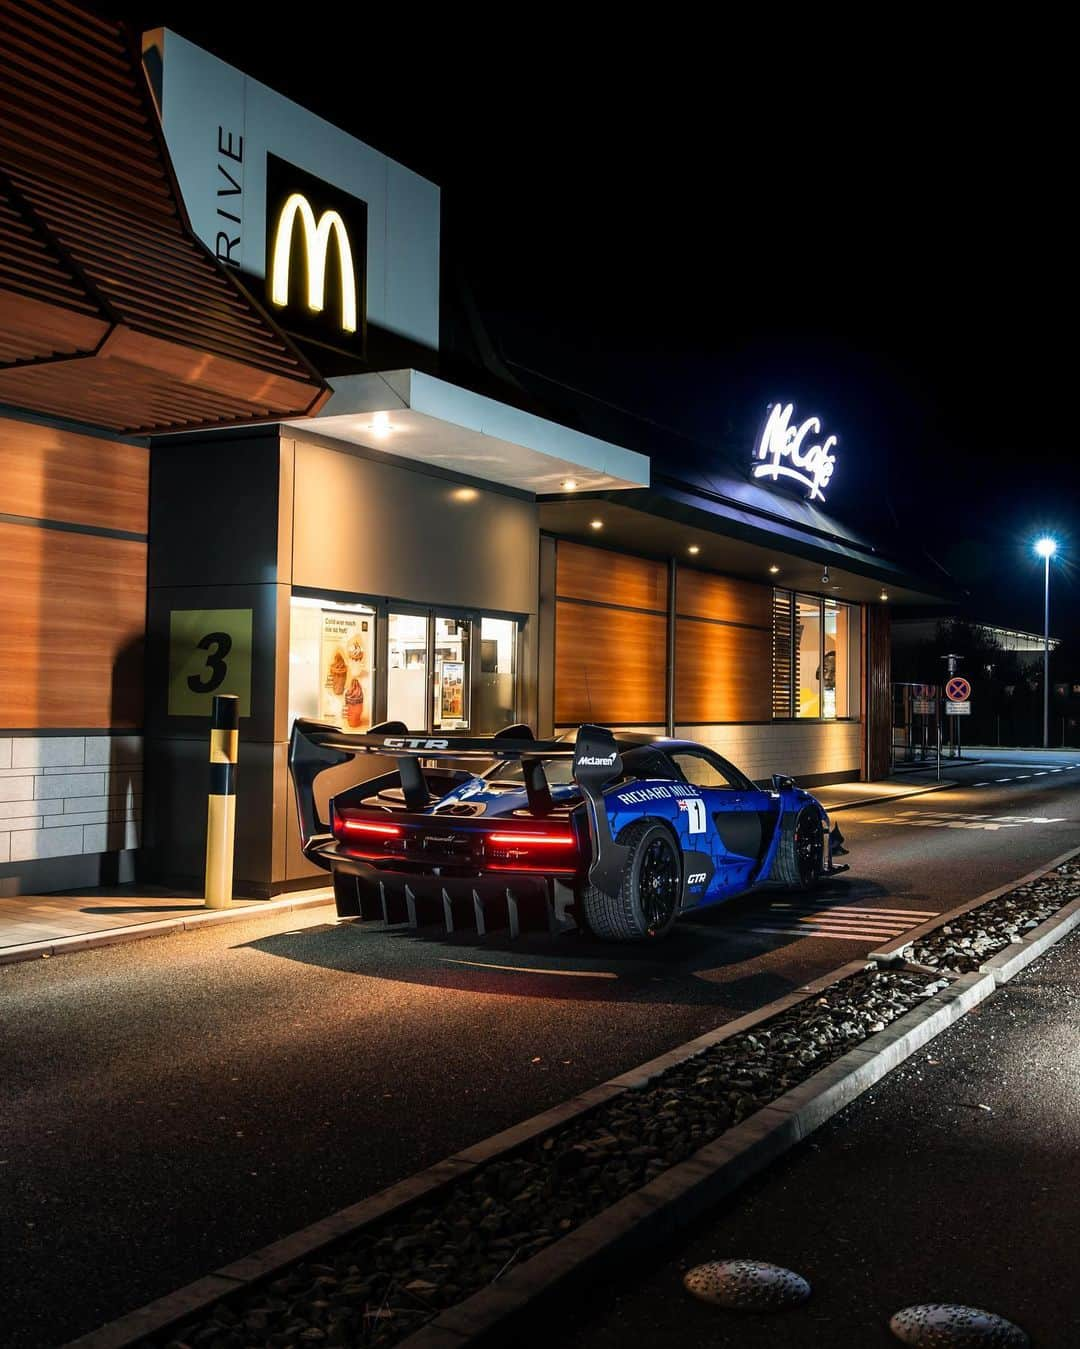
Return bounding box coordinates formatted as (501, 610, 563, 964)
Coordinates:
(771, 773, 796, 793)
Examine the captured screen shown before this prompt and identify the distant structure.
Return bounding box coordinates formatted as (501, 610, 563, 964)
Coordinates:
(893, 617, 1060, 671)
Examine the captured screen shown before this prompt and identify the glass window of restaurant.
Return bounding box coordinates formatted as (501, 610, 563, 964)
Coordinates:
(290, 594, 520, 736)
(772, 589, 859, 720)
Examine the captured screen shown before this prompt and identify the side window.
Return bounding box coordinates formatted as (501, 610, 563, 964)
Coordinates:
(670, 751, 739, 790)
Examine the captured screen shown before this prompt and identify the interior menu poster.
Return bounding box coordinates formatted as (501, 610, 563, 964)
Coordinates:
(320, 611, 372, 730)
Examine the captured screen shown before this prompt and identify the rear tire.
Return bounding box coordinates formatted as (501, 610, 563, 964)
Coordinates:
(581, 820, 681, 942)
(774, 805, 825, 891)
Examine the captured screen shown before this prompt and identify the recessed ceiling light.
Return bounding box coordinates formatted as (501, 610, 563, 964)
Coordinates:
(687, 544, 700, 555)
(371, 411, 393, 437)
(589, 519, 603, 530)
(879, 590, 889, 602)
(768, 564, 780, 574)
(561, 478, 578, 491)
(451, 487, 478, 503)
(832, 584, 841, 591)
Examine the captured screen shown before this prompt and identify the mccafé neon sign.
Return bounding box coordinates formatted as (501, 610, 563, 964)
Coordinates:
(752, 402, 838, 503)
(269, 192, 358, 334)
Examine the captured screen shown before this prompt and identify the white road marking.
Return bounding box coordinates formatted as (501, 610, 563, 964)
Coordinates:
(879, 810, 1066, 831)
(1015, 775, 1032, 779)
(1034, 771, 1049, 776)
(771, 904, 937, 918)
(995, 778, 1013, 783)
(440, 958, 618, 979)
(736, 903, 937, 943)
(748, 928, 893, 942)
(973, 782, 991, 786)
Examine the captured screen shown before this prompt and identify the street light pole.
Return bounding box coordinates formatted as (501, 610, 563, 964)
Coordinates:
(1034, 537, 1057, 750)
(1043, 550, 1051, 749)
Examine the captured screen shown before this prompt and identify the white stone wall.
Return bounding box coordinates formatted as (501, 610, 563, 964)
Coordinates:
(0, 735, 142, 864)
(675, 722, 862, 783)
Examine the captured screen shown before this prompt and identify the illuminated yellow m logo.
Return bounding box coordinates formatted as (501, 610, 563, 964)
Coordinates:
(269, 193, 357, 334)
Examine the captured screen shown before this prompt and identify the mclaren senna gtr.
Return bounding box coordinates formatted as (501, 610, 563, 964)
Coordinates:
(289, 719, 848, 943)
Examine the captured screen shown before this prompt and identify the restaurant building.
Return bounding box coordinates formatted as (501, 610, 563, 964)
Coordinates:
(0, 2, 954, 898)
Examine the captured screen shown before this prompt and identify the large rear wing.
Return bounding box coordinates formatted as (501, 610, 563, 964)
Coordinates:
(288, 718, 629, 896)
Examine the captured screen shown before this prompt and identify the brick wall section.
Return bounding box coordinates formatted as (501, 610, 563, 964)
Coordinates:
(0, 735, 141, 864)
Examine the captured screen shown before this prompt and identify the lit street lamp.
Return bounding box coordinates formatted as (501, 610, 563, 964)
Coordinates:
(1034, 537, 1057, 747)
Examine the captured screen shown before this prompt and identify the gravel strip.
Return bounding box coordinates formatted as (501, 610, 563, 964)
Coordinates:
(900, 860, 1080, 974)
(156, 967, 940, 1349)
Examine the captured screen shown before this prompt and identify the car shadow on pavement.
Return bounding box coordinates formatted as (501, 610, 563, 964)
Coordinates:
(236, 874, 895, 1008)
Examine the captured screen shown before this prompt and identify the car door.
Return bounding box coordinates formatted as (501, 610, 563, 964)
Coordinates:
(668, 748, 777, 897)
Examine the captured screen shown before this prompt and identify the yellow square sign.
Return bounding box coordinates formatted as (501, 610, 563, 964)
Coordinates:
(168, 608, 253, 717)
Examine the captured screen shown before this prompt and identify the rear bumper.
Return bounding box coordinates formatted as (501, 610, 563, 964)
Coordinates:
(311, 839, 579, 935)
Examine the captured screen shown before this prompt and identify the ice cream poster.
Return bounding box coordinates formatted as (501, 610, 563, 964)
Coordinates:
(320, 611, 371, 729)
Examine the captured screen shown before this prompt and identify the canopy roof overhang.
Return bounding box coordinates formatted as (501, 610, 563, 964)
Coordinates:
(540, 489, 960, 607)
(0, 0, 326, 434)
(283, 369, 650, 493)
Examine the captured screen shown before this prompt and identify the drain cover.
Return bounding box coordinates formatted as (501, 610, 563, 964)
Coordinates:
(890, 1305, 1029, 1347)
(683, 1259, 810, 1310)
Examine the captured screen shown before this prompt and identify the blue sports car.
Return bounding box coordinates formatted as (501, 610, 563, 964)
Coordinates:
(289, 721, 848, 942)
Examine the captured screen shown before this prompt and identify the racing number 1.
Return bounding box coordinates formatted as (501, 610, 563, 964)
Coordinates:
(187, 631, 232, 695)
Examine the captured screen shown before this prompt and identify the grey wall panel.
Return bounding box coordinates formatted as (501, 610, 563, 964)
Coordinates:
(292, 438, 539, 616)
(149, 433, 286, 589)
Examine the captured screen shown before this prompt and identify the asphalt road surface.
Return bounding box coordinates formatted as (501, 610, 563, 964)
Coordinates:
(1, 752, 1078, 1347)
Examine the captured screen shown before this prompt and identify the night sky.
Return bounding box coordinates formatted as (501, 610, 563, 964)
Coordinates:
(118, 6, 1076, 639)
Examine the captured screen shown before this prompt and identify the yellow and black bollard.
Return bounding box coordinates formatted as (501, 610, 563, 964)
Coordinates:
(204, 693, 239, 909)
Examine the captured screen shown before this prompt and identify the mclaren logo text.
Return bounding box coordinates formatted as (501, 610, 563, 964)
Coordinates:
(577, 753, 617, 766)
(270, 192, 358, 333)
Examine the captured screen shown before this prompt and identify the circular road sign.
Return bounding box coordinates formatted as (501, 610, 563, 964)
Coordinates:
(946, 676, 972, 702)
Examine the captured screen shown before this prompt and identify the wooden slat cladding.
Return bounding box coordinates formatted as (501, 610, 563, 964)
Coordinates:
(866, 604, 891, 778)
(0, 417, 148, 534)
(677, 568, 772, 628)
(0, 521, 145, 728)
(555, 602, 666, 726)
(556, 540, 667, 612)
(675, 618, 772, 724)
(0, 0, 327, 432)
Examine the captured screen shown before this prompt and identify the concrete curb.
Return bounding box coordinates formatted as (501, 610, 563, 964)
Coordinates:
(399, 971, 995, 1349)
(0, 890, 335, 967)
(868, 843, 1080, 963)
(823, 779, 956, 812)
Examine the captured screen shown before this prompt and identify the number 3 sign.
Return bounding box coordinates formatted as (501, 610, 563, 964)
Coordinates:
(168, 608, 253, 716)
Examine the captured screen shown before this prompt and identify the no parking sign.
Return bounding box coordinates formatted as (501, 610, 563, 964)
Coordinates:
(945, 676, 971, 715)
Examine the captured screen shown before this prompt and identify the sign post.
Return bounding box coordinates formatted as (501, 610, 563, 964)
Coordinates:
(944, 675, 972, 761)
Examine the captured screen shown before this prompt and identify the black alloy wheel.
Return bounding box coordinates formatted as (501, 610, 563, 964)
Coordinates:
(794, 807, 824, 888)
(638, 833, 680, 936)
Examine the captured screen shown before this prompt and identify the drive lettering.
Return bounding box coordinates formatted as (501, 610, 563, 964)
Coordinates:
(215, 125, 243, 268)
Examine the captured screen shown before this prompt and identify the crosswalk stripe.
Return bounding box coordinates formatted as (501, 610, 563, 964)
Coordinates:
(747, 927, 902, 942)
(732, 901, 938, 943)
(770, 905, 937, 918)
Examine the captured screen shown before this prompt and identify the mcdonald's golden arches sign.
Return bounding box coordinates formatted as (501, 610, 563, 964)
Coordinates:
(264, 153, 367, 358)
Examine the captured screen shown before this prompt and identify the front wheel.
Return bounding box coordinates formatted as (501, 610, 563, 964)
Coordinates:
(580, 819, 682, 942)
(774, 805, 825, 891)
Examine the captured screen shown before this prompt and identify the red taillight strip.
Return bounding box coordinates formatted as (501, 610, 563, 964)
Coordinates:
(340, 819, 402, 837)
(488, 832, 575, 846)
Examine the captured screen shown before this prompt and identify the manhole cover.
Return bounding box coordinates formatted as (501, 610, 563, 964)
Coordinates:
(683, 1259, 810, 1310)
(890, 1304, 1029, 1347)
